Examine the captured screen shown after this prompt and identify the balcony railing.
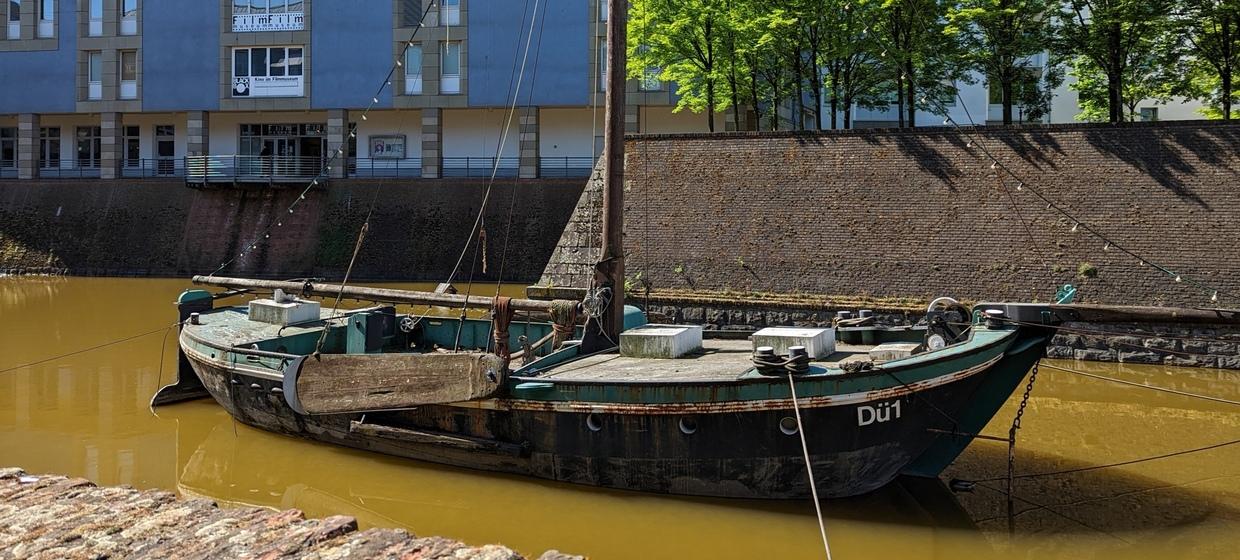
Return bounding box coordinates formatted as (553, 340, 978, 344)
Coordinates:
(121, 158, 187, 178)
(186, 155, 328, 185)
(539, 157, 595, 178)
(442, 157, 520, 178)
(0, 165, 16, 179)
(37, 161, 102, 178)
(348, 157, 423, 178)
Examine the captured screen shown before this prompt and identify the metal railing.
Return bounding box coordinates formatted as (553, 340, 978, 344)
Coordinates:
(0, 164, 15, 179)
(442, 157, 520, 178)
(347, 157, 423, 178)
(539, 157, 595, 178)
(186, 155, 328, 184)
(36, 161, 103, 178)
(121, 158, 187, 178)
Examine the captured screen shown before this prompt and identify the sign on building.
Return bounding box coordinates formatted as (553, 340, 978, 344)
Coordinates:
(233, 75, 304, 98)
(233, 12, 305, 32)
(369, 135, 406, 159)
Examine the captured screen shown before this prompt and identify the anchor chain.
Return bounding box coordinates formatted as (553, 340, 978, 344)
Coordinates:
(1006, 360, 1040, 535)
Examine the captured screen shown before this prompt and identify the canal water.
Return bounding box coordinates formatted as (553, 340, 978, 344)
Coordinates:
(1, 277, 1237, 559)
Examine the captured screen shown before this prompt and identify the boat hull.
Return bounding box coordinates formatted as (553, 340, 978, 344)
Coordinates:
(181, 329, 1047, 499)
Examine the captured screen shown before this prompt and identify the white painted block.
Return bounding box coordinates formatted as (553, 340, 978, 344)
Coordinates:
(248, 298, 321, 326)
(751, 327, 835, 359)
(620, 324, 703, 359)
(869, 342, 921, 363)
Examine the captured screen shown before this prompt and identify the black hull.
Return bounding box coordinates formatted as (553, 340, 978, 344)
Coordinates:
(184, 337, 1044, 499)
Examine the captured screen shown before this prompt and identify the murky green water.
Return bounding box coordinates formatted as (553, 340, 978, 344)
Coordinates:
(1, 277, 1237, 559)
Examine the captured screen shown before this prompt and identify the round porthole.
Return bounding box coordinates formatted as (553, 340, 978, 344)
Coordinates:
(779, 416, 799, 436)
(586, 413, 603, 432)
(679, 418, 698, 435)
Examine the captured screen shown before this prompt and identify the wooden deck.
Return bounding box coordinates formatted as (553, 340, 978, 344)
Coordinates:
(0, 468, 579, 560)
(538, 339, 876, 382)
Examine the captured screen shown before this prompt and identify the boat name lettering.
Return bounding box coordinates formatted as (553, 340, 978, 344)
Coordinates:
(857, 400, 901, 426)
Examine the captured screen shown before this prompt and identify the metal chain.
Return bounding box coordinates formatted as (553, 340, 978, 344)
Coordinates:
(1006, 361, 1040, 535)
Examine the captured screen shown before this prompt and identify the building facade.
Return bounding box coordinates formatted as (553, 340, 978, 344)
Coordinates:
(0, 1, 1208, 183)
(0, 0, 719, 183)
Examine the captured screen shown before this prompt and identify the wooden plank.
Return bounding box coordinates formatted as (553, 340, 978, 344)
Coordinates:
(348, 421, 526, 457)
(283, 352, 505, 415)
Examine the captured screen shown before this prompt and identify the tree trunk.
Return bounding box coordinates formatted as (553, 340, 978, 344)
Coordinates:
(844, 93, 853, 129)
(896, 71, 906, 128)
(830, 64, 841, 129)
(1224, 15, 1234, 120)
(707, 78, 716, 132)
(1224, 67, 1233, 121)
(749, 64, 763, 129)
(793, 51, 805, 130)
(1107, 22, 1123, 123)
(1002, 70, 1014, 125)
(905, 61, 917, 127)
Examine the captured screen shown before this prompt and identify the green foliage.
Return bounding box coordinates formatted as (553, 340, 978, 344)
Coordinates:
(1077, 262, 1098, 278)
(1165, 0, 1240, 119)
(946, 0, 1060, 124)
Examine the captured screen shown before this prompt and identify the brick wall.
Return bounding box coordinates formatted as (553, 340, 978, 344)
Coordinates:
(538, 121, 1240, 308)
(0, 178, 584, 282)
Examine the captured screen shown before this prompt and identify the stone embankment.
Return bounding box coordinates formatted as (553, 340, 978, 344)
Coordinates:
(0, 468, 581, 560)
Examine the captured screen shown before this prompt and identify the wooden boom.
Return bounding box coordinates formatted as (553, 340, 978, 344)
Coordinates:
(192, 275, 571, 314)
(1051, 304, 1240, 325)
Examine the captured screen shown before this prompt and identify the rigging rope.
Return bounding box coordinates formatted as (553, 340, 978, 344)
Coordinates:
(968, 437, 1240, 484)
(787, 374, 833, 560)
(1038, 362, 1240, 406)
(0, 322, 181, 375)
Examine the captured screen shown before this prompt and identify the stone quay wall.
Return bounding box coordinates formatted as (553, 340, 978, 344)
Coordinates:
(0, 178, 584, 283)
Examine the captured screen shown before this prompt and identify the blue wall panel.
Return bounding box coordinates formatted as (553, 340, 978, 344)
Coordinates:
(0, 0, 77, 113)
(311, 0, 392, 109)
(142, 0, 219, 111)
(468, 0, 588, 107)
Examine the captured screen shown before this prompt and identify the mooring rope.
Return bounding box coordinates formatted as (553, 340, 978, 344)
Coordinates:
(0, 321, 181, 375)
(967, 437, 1240, 484)
(1038, 362, 1240, 406)
(787, 373, 833, 560)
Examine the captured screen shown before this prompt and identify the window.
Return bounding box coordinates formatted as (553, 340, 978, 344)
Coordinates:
(120, 0, 137, 35)
(87, 51, 102, 100)
(155, 125, 174, 175)
(1140, 107, 1159, 122)
(441, 41, 460, 94)
(232, 0, 304, 31)
(39, 127, 60, 169)
(404, 43, 422, 94)
(7, 0, 18, 40)
(77, 127, 101, 168)
(597, 38, 606, 91)
(600, 0, 607, 21)
(88, 0, 102, 36)
(37, 0, 52, 38)
(232, 46, 304, 97)
(123, 125, 139, 168)
(119, 50, 137, 99)
(400, 0, 422, 27)
(441, 0, 459, 26)
(638, 46, 660, 91)
(0, 128, 15, 169)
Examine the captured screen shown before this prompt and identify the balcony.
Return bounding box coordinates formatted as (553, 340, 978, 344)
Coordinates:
(442, 157, 518, 178)
(121, 158, 187, 178)
(539, 157, 594, 178)
(185, 155, 327, 187)
(348, 157, 422, 178)
(37, 161, 102, 178)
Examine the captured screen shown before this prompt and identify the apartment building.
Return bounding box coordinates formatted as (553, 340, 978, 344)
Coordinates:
(0, 0, 719, 183)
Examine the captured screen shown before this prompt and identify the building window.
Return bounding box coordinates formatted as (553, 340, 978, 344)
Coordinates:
(0, 128, 15, 169)
(123, 125, 139, 168)
(598, 38, 606, 92)
(232, 46, 304, 97)
(404, 43, 423, 94)
(77, 126, 101, 168)
(87, 51, 102, 100)
(1140, 107, 1159, 122)
(119, 50, 137, 99)
(441, 0, 459, 26)
(8, 0, 20, 40)
(155, 125, 174, 175)
(232, 0, 305, 32)
(88, 0, 102, 36)
(599, 0, 606, 21)
(37, 0, 52, 38)
(441, 41, 460, 94)
(400, 0, 422, 27)
(120, 0, 137, 35)
(638, 46, 660, 91)
(39, 127, 60, 169)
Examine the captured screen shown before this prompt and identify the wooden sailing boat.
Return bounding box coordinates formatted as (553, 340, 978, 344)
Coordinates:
(152, 2, 1199, 499)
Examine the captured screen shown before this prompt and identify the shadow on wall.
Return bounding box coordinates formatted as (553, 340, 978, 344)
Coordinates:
(1082, 125, 1240, 210)
(991, 128, 1065, 171)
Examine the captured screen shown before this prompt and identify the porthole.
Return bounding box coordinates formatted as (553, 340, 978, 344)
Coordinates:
(779, 416, 799, 436)
(586, 413, 603, 432)
(679, 417, 698, 435)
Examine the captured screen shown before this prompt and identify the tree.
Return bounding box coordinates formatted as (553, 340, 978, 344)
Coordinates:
(1056, 0, 1174, 123)
(821, 0, 890, 128)
(628, 0, 733, 131)
(1069, 50, 1172, 121)
(876, 0, 964, 127)
(946, 0, 1058, 124)
(1168, 0, 1240, 119)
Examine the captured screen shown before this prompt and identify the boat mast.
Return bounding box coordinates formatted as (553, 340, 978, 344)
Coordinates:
(598, 0, 627, 342)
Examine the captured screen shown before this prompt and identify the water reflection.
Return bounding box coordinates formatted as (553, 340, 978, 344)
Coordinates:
(1, 277, 1238, 559)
